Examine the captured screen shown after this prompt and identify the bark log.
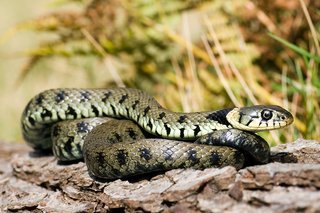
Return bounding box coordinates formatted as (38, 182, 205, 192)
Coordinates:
(0, 139, 319, 212)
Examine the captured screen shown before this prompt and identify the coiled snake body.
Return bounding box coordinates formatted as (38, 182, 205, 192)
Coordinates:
(21, 88, 293, 179)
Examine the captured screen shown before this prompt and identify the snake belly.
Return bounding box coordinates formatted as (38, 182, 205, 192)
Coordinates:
(21, 88, 293, 179)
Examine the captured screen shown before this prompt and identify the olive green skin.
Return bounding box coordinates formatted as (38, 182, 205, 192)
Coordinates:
(83, 120, 270, 179)
(21, 88, 293, 180)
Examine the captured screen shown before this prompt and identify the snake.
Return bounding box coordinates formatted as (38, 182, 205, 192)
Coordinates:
(21, 88, 294, 180)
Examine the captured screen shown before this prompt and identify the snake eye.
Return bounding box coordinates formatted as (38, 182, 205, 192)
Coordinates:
(261, 110, 272, 120)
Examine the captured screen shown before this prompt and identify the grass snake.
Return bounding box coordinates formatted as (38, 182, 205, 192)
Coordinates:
(21, 88, 293, 180)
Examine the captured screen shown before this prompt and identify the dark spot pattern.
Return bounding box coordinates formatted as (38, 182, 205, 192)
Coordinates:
(28, 116, 35, 126)
(64, 137, 74, 157)
(187, 149, 199, 163)
(158, 112, 166, 119)
(132, 100, 139, 109)
(52, 125, 61, 137)
(164, 123, 171, 136)
(66, 106, 77, 118)
(177, 115, 187, 123)
(102, 91, 112, 102)
(117, 149, 128, 166)
(119, 94, 128, 104)
(91, 105, 100, 116)
(96, 152, 106, 166)
(179, 128, 185, 138)
(127, 128, 137, 139)
(80, 91, 91, 102)
(147, 120, 153, 130)
(143, 106, 151, 116)
(41, 109, 53, 119)
(77, 121, 89, 133)
(114, 133, 122, 141)
(193, 125, 201, 137)
(139, 148, 152, 161)
(210, 152, 221, 165)
(163, 148, 174, 160)
(55, 91, 66, 103)
(35, 94, 44, 105)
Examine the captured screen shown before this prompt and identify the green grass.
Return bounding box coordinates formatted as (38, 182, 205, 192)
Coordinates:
(269, 33, 320, 140)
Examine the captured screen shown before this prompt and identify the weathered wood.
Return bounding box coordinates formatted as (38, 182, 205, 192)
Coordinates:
(0, 139, 319, 212)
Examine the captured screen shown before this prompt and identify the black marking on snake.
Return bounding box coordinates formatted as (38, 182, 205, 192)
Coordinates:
(41, 108, 52, 119)
(177, 115, 187, 123)
(193, 125, 201, 137)
(127, 128, 138, 139)
(210, 151, 221, 165)
(114, 133, 122, 141)
(158, 112, 166, 119)
(96, 152, 106, 167)
(119, 94, 128, 104)
(76, 143, 82, 156)
(91, 104, 100, 116)
(239, 112, 243, 123)
(180, 128, 185, 138)
(246, 119, 253, 126)
(132, 100, 139, 109)
(28, 116, 35, 126)
(164, 123, 171, 136)
(206, 109, 232, 126)
(77, 121, 89, 133)
(143, 106, 151, 116)
(125, 107, 130, 117)
(55, 91, 66, 103)
(263, 121, 268, 127)
(117, 149, 128, 166)
(64, 137, 75, 158)
(52, 125, 61, 137)
(80, 91, 91, 102)
(147, 120, 153, 130)
(163, 147, 174, 161)
(35, 94, 44, 105)
(66, 106, 77, 118)
(102, 91, 112, 102)
(110, 104, 117, 115)
(136, 114, 141, 124)
(187, 149, 199, 163)
(139, 148, 152, 161)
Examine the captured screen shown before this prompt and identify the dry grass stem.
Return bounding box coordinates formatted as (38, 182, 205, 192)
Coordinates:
(299, 0, 320, 55)
(202, 36, 241, 107)
(81, 28, 125, 87)
(171, 57, 190, 112)
(204, 16, 258, 105)
(182, 13, 202, 111)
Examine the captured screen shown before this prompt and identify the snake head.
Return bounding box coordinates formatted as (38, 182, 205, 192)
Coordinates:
(226, 105, 294, 131)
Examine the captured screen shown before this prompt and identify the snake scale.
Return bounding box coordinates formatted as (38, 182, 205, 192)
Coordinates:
(21, 88, 293, 179)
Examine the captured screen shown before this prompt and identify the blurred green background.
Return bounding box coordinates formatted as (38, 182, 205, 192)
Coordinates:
(0, 0, 319, 145)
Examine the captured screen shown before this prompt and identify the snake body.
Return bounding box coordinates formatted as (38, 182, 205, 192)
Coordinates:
(21, 88, 293, 179)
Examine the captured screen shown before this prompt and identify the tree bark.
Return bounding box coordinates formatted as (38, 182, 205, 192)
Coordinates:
(1, 139, 319, 212)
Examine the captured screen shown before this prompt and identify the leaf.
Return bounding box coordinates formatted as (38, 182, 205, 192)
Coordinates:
(268, 33, 320, 63)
